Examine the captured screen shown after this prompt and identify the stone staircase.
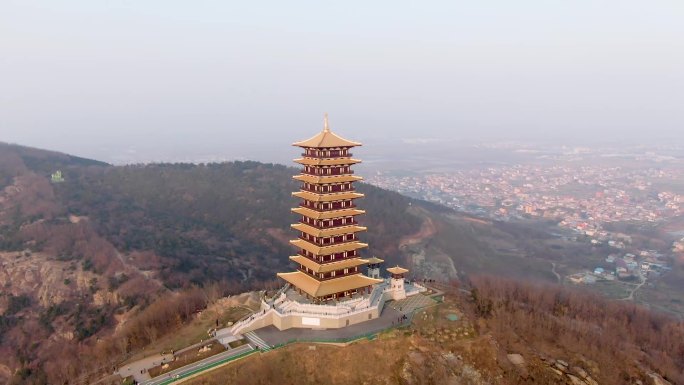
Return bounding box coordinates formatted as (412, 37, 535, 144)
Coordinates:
(244, 331, 271, 352)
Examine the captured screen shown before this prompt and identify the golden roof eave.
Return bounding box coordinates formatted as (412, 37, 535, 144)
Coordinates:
(291, 207, 365, 220)
(290, 255, 369, 273)
(387, 266, 409, 275)
(293, 191, 365, 202)
(290, 239, 368, 255)
(291, 223, 367, 237)
(292, 121, 362, 148)
(366, 257, 385, 264)
(277, 271, 382, 297)
(292, 191, 364, 202)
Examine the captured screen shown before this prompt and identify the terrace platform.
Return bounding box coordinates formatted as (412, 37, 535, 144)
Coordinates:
(228, 279, 428, 337)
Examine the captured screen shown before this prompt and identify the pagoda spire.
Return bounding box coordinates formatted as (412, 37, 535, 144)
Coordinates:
(323, 113, 330, 132)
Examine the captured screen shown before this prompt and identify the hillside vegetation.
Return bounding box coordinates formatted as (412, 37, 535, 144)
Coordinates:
(0, 143, 427, 384)
(2, 142, 679, 385)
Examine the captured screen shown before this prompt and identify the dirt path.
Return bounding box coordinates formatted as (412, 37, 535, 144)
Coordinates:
(620, 274, 646, 301)
(115, 251, 165, 288)
(551, 262, 561, 284)
(399, 207, 437, 249)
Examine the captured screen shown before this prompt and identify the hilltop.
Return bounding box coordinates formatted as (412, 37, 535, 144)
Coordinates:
(184, 279, 683, 385)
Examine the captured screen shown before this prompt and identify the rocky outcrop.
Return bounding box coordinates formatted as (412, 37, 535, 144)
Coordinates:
(544, 358, 599, 385)
(0, 251, 100, 307)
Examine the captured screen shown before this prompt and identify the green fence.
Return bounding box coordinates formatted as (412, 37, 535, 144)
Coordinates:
(156, 349, 257, 385)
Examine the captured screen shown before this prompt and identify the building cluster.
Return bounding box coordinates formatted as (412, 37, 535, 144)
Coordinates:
(569, 250, 671, 285)
(673, 238, 684, 252)
(368, 164, 683, 290)
(368, 165, 684, 240)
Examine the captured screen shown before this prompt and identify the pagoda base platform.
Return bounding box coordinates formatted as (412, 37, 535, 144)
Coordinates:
(229, 279, 427, 336)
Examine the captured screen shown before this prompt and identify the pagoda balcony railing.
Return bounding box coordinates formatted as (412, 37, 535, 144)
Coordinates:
(298, 236, 359, 247)
(301, 152, 353, 159)
(299, 203, 357, 211)
(299, 251, 359, 261)
(300, 186, 356, 194)
(296, 252, 359, 263)
(299, 220, 359, 229)
(300, 169, 354, 176)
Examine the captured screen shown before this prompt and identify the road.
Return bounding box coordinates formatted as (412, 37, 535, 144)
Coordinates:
(142, 344, 254, 385)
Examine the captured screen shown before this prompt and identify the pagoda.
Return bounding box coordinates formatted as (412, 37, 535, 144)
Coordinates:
(277, 114, 383, 303)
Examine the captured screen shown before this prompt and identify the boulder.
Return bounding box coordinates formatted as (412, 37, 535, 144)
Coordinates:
(506, 354, 525, 366)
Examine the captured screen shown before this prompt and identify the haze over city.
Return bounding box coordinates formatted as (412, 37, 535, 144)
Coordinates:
(2, 1, 683, 164)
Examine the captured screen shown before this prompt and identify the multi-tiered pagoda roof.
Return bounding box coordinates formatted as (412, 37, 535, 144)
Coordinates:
(277, 115, 383, 302)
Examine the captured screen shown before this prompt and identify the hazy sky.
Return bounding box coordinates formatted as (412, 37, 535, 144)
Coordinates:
(1, 1, 683, 163)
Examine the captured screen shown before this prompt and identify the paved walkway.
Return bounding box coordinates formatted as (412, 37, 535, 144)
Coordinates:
(142, 344, 254, 385)
(244, 331, 271, 351)
(115, 353, 174, 383)
(386, 293, 436, 315)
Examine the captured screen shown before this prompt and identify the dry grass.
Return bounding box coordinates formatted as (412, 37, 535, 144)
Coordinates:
(183, 295, 503, 385)
(122, 305, 251, 364)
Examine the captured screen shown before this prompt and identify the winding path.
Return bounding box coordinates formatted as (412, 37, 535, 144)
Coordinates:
(620, 274, 646, 301)
(550, 262, 561, 284)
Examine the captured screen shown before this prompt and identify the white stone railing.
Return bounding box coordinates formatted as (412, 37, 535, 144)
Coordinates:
(270, 299, 378, 320)
(231, 280, 421, 335)
(231, 308, 274, 335)
(276, 301, 354, 315)
(269, 284, 290, 304)
(405, 282, 427, 296)
(410, 282, 428, 292)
